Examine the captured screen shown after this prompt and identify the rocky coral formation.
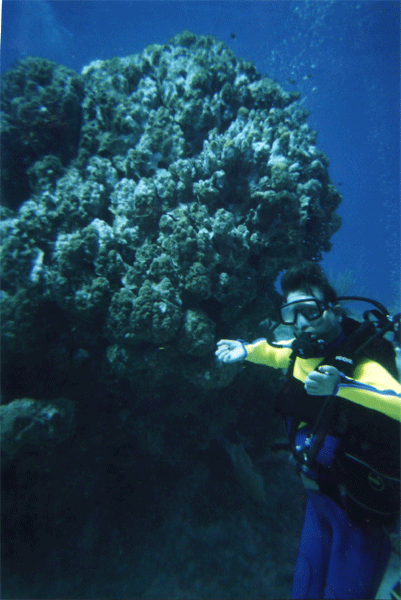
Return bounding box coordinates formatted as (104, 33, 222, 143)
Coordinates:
(1, 57, 84, 208)
(1, 31, 343, 599)
(1, 31, 341, 463)
(0, 397, 74, 458)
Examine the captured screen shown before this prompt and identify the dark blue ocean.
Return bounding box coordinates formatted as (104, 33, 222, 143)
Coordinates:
(1, 4, 400, 599)
(2, 0, 400, 310)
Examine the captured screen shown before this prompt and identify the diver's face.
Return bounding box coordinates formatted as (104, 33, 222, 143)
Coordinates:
(285, 288, 342, 343)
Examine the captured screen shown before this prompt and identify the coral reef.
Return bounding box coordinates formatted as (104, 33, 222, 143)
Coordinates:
(1, 33, 341, 597)
(0, 397, 74, 458)
(1, 30, 341, 459)
(1, 57, 84, 208)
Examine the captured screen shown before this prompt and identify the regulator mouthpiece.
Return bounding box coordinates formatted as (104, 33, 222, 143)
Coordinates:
(291, 332, 326, 358)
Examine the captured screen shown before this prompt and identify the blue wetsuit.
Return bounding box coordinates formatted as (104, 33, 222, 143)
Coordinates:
(291, 426, 392, 599)
(292, 490, 391, 599)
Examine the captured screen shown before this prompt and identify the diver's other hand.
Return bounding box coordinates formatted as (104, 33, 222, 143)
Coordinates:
(304, 366, 341, 396)
(215, 339, 247, 363)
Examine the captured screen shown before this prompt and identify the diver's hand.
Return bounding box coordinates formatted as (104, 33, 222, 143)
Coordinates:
(215, 339, 247, 363)
(304, 366, 341, 396)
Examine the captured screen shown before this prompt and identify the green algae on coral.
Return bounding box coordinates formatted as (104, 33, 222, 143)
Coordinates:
(1, 32, 342, 461)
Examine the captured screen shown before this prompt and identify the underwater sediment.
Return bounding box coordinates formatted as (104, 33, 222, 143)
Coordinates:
(1, 31, 340, 598)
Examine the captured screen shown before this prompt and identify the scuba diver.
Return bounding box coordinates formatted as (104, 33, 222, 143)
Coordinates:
(215, 262, 401, 600)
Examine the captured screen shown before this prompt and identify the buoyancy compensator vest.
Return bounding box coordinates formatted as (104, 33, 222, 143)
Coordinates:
(275, 305, 401, 526)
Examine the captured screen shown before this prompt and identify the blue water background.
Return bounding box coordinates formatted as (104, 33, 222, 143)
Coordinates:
(2, 0, 400, 309)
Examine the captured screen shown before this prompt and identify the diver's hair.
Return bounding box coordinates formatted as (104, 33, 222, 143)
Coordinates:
(281, 262, 338, 304)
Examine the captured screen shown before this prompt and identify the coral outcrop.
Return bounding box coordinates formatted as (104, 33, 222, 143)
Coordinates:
(1, 31, 342, 599)
(0, 397, 74, 458)
(1, 32, 341, 462)
(1, 58, 84, 208)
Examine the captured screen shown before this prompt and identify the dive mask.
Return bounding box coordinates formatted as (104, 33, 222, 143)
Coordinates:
(280, 298, 328, 325)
